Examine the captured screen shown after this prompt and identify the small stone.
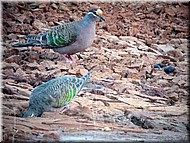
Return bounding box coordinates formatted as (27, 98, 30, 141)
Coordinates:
(26, 62, 41, 70)
(49, 21, 54, 26)
(166, 50, 183, 60)
(32, 47, 44, 53)
(151, 44, 175, 53)
(4, 55, 22, 64)
(106, 35, 120, 43)
(79, 69, 88, 76)
(164, 66, 176, 74)
(124, 72, 129, 78)
(2, 62, 20, 70)
(112, 73, 121, 80)
(179, 38, 188, 44)
(41, 60, 57, 70)
(7, 33, 17, 40)
(157, 63, 165, 68)
(154, 63, 165, 70)
(165, 7, 175, 17)
(2, 68, 14, 76)
(117, 41, 128, 46)
(33, 19, 46, 31)
(174, 25, 188, 32)
(119, 36, 138, 42)
(27, 52, 40, 62)
(3, 49, 20, 58)
(59, 5, 69, 11)
(154, 64, 161, 70)
(15, 68, 26, 77)
(130, 27, 139, 36)
(146, 73, 152, 79)
(51, 3, 58, 10)
(102, 127, 111, 132)
(158, 38, 168, 44)
(157, 79, 169, 86)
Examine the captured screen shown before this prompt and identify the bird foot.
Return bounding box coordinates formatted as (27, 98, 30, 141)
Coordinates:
(59, 106, 69, 114)
(62, 54, 76, 64)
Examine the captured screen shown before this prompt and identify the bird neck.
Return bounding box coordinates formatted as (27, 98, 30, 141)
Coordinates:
(81, 14, 96, 26)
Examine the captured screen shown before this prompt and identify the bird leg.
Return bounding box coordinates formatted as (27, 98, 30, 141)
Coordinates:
(59, 105, 69, 114)
(62, 54, 76, 64)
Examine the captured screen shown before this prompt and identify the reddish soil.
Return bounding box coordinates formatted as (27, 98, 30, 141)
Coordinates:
(2, 2, 189, 142)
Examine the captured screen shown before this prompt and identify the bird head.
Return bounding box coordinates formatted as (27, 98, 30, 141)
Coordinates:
(88, 8, 105, 21)
(22, 107, 43, 118)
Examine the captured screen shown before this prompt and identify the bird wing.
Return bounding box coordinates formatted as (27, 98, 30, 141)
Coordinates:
(26, 21, 80, 48)
(31, 76, 80, 108)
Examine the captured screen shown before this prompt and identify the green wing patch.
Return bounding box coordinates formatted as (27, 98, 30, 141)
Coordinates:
(48, 30, 77, 48)
(66, 87, 77, 104)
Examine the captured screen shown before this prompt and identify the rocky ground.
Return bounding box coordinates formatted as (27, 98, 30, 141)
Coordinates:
(2, 2, 189, 142)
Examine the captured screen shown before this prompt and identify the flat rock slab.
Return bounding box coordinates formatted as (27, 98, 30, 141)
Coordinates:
(60, 131, 188, 142)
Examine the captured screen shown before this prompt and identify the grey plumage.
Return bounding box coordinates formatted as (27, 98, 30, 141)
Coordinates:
(12, 8, 105, 61)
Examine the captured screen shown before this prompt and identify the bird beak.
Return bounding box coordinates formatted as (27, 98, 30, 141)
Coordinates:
(98, 15, 105, 21)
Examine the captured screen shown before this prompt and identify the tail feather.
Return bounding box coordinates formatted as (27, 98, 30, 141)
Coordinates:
(12, 41, 40, 47)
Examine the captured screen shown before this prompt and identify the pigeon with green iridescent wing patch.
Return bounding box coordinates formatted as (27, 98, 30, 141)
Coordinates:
(12, 8, 105, 63)
(23, 66, 96, 117)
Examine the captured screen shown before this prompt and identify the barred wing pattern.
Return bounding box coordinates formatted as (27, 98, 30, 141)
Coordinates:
(30, 76, 82, 108)
(23, 69, 92, 117)
(26, 22, 80, 48)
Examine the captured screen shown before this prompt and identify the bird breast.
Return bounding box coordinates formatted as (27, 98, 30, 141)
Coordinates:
(72, 22, 96, 53)
(53, 22, 96, 55)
